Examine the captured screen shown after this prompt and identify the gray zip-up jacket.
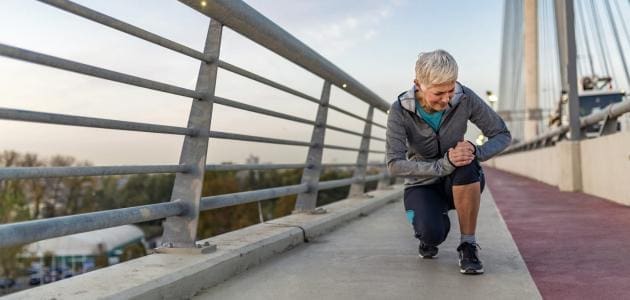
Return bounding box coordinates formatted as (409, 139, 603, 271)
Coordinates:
(385, 82, 511, 187)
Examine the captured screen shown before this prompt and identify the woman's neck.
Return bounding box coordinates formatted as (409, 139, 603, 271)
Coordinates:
(415, 91, 436, 114)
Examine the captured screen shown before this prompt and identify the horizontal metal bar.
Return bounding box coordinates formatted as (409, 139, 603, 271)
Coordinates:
(322, 144, 360, 152)
(322, 162, 385, 168)
(503, 99, 630, 153)
(326, 104, 388, 130)
(325, 124, 364, 138)
(209, 130, 311, 147)
(0, 43, 202, 99)
(218, 60, 320, 104)
(317, 177, 354, 190)
(205, 163, 306, 171)
(200, 183, 308, 210)
(369, 135, 386, 142)
(0, 165, 190, 180)
(368, 149, 386, 154)
(0, 107, 194, 135)
(327, 103, 370, 123)
(179, 0, 390, 112)
(580, 98, 630, 127)
(213, 96, 315, 125)
(370, 122, 387, 130)
(37, 0, 208, 62)
(0, 202, 184, 248)
(316, 173, 386, 191)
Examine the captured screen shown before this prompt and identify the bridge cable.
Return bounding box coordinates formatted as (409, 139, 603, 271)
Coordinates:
(576, 0, 595, 76)
(603, 0, 630, 88)
(588, 0, 613, 78)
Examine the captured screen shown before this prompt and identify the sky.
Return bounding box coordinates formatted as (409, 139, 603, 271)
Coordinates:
(0, 0, 504, 166)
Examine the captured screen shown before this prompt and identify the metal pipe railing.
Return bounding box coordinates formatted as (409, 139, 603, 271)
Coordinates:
(503, 98, 630, 154)
(0, 0, 393, 251)
(317, 174, 386, 191)
(0, 164, 190, 180)
(213, 96, 316, 126)
(0, 108, 194, 136)
(208, 131, 311, 147)
(178, 0, 390, 112)
(37, 0, 209, 62)
(218, 60, 320, 104)
(200, 183, 309, 210)
(0, 202, 185, 248)
(205, 163, 306, 171)
(0, 43, 201, 99)
(199, 173, 386, 211)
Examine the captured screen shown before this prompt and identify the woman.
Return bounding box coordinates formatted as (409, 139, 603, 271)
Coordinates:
(385, 49, 511, 274)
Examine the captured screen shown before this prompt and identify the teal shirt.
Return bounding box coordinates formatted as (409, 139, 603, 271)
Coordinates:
(416, 104, 444, 132)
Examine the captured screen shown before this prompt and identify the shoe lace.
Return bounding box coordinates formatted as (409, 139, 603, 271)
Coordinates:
(460, 242, 480, 263)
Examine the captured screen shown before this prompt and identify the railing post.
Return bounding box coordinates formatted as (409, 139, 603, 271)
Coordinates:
(159, 20, 222, 251)
(294, 81, 331, 213)
(348, 105, 374, 198)
(377, 166, 392, 190)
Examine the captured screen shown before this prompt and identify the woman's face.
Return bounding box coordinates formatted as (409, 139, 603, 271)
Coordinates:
(415, 80, 456, 112)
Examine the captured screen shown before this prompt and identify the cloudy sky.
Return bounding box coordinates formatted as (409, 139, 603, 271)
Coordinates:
(0, 0, 503, 165)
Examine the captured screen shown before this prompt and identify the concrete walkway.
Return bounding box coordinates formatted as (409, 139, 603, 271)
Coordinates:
(194, 188, 541, 299)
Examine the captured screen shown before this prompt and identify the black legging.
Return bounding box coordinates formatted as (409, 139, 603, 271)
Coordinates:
(403, 160, 485, 246)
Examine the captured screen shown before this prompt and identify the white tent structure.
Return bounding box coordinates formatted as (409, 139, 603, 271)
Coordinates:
(25, 225, 145, 257)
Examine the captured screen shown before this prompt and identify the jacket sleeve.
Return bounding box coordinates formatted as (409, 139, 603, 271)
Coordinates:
(466, 89, 512, 161)
(385, 102, 456, 177)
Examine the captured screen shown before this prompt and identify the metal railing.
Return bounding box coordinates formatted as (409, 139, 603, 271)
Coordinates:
(0, 0, 392, 249)
(501, 97, 630, 154)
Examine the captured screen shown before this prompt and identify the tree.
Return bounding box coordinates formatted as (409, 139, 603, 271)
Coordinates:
(0, 152, 30, 278)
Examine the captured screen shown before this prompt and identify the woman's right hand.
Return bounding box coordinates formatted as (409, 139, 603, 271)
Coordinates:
(448, 142, 475, 167)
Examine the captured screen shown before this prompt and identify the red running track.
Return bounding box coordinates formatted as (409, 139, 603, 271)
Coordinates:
(485, 167, 630, 299)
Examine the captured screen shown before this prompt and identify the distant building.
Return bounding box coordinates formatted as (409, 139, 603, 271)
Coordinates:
(24, 225, 146, 273)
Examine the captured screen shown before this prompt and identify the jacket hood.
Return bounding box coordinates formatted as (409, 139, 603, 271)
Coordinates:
(398, 81, 465, 114)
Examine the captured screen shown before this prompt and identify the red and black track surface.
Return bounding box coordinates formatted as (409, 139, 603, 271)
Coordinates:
(485, 167, 630, 299)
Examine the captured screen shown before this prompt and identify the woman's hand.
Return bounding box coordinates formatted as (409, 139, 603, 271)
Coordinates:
(448, 140, 475, 167)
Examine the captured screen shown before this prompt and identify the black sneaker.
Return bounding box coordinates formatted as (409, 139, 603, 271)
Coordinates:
(418, 242, 439, 258)
(457, 242, 484, 274)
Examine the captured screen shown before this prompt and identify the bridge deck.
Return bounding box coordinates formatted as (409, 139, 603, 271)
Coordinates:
(194, 187, 541, 299)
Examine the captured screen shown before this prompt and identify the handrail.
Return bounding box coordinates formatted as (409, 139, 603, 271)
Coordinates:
(0, 43, 201, 99)
(502, 98, 630, 154)
(0, 202, 185, 248)
(0, 0, 392, 252)
(0, 108, 194, 136)
(37, 0, 209, 62)
(178, 0, 390, 112)
(0, 164, 190, 180)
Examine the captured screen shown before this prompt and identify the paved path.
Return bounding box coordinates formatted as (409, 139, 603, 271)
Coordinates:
(486, 167, 630, 299)
(194, 188, 540, 299)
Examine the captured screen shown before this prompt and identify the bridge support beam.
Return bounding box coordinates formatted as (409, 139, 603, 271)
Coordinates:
(294, 81, 331, 213)
(160, 20, 223, 249)
(348, 105, 374, 198)
(524, 0, 540, 141)
(554, 0, 582, 141)
(557, 141, 582, 192)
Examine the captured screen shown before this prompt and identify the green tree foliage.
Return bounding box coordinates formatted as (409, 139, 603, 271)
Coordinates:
(0, 151, 32, 278)
(1, 149, 382, 277)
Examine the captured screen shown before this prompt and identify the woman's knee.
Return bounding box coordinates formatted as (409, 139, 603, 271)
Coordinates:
(414, 219, 449, 246)
(450, 160, 482, 186)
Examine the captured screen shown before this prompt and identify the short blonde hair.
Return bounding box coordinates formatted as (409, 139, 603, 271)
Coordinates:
(415, 49, 458, 86)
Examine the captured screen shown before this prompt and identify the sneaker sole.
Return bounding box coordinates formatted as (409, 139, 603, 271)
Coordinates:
(458, 261, 484, 274)
(418, 253, 438, 259)
(460, 268, 484, 274)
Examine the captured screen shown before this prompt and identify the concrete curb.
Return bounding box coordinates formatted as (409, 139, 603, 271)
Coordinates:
(5, 185, 403, 300)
